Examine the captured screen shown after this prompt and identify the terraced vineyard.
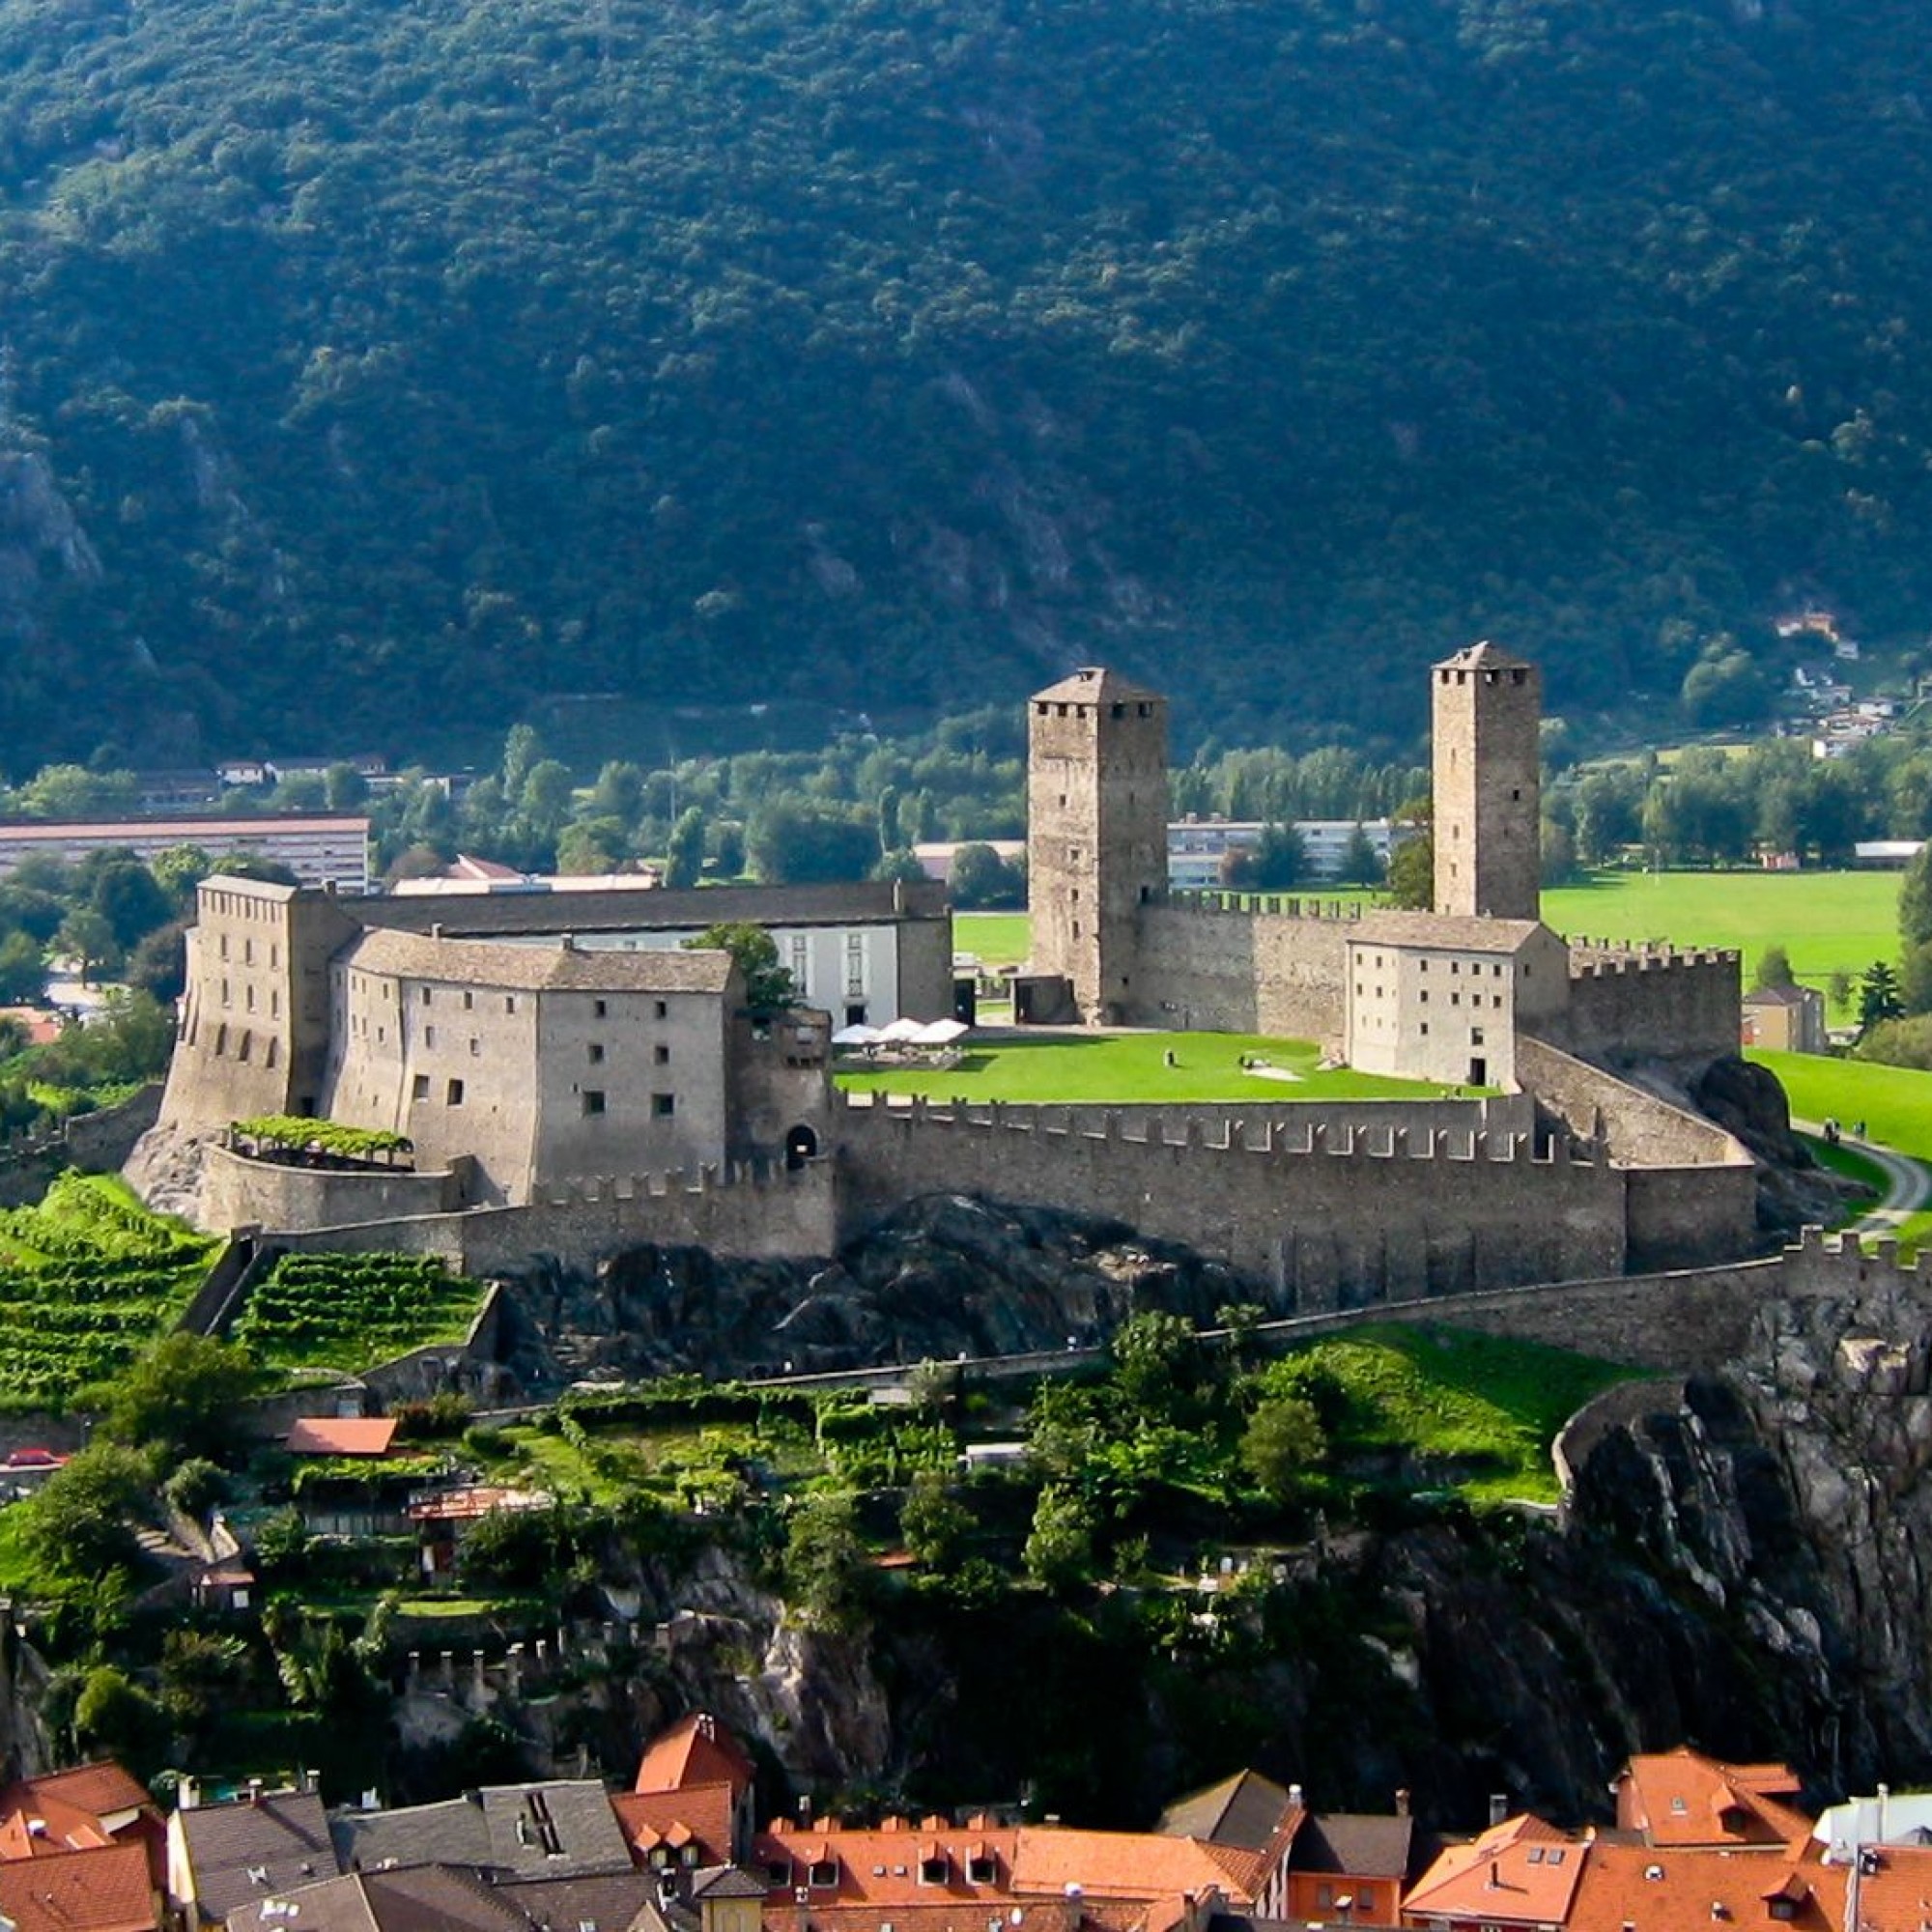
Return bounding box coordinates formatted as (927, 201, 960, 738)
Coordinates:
(235, 1254, 487, 1373)
(0, 1174, 218, 1409)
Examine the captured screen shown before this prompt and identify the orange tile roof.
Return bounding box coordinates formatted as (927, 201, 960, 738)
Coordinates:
(1009, 1825, 1262, 1906)
(1565, 1841, 1840, 1932)
(635, 1713, 754, 1798)
(1615, 1751, 1812, 1850)
(1401, 1814, 1589, 1925)
(0, 1764, 151, 1829)
(756, 1819, 1021, 1909)
(0, 1842, 157, 1932)
(285, 1417, 399, 1457)
(1836, 1841, 1932, 1932)
(612, 1786, 735, 1868)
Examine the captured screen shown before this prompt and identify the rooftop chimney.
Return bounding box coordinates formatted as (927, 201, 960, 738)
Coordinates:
(1289, 1784, 1304, 1808)
(1395, 1790, 1411, 1819)
(1490, 1795, 1509, 1829)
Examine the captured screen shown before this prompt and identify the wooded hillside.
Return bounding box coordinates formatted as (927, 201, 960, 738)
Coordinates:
(0, 0, 1926, 762)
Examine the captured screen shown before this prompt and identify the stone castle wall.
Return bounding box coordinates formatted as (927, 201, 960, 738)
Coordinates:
(1556, 945, 1742, 1065)
(1131, 898, 1352, 1039)
(199, 1144, 471, 1233)
(261, 1158, 839, 1275)
(834, 1095, 1629, 1302)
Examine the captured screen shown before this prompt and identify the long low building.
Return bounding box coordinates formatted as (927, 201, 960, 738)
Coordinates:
(0, 815, 371, 892)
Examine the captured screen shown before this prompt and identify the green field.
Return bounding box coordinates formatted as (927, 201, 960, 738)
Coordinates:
(1748, 1049, 1932, 1161)
(837, 1029, 1462, 1103)
(963, 869, 1902, 1011)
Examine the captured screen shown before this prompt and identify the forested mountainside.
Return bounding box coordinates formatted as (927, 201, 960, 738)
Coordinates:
(0, 0, 1928, 765)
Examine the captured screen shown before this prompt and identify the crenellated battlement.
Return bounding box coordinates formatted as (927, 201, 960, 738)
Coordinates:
(1566, 940, 1741, 979)
(534, 1155, 808, 1208)
(839, 1092, 1606, 1175)
(1158, 887, 1366, 923)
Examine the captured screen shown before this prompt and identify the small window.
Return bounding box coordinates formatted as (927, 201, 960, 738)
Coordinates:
(810, 1861, 838, 1889)
(967, 1857, 997, 1886)
(654, 1000, 668, 1019)
(652, 1093, 675, 1118)
(470, 1037, 481, 1055)
(446, 1078, 465, 1105)
(582, 1091, 606, 1116)
(765, 1861, 791, 1888)
(1419, 990, 1429, 1005)
(1419, 1022, 1429, 1036)
(654, 1043, 670, 1065)
(506, 994, 518, 1013)
(463, 989, 474, 1009)
(1471, 1027, 1485, 1046)
(587, 1042, 605, 1065)
(420, 986, 432, 1006)
(423, 1025, 436, 1047)
(412, 1074, 430, 1101)
(921, 1857, 949, 1885)
(593, 998, 608, 1018)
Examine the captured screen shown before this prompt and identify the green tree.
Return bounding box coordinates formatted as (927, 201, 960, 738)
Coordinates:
(683, 923, 793, 1010)
(1237, 1395, 1327, 1502)
(1338, 822, 1383, 887)
(899, 1470, 972, 1574)
(949, 843, 1024, 909)
(72, 1665, 166, 1776)
(1859, 960, 1906, 1033)
(1110, 1311, 1199, 1419)
(1901, 842, 1932, 951)
(57, 907, 120, 986)
(1382, 833, 1433, 909)
(151, 844, 213, 909)
(664, 807, 708, 889)
(21, 1443, 152, 1580)
(0, 931, 45, 1004)
(1753, 945, 1795, 990)
(1023, 1484, 1095, 1594)
(782, 1490, 868, 1631)
(99, 1333, 265, 1461)
(91, 861, 173, 952)
(325, 762, 370, 810)
(746, 801, 876, 885)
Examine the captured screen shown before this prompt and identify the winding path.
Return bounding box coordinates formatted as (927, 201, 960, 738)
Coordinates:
(1796, 1118, 1932, 1237)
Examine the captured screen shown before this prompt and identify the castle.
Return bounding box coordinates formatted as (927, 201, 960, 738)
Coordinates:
(139, 646, 1766, 1315)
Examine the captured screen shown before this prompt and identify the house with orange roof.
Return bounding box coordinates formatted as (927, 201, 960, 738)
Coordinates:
(1401, 1814, 1590, 1931)
(1008, 1822, 1263, 1924)
(627, 1713, 756, 1868)
(0, 1840, 161, 1932)
(1564, 1840, 1839, 1932)
(0, 1762, 167, 1887)
(1612, 1752, 1812, 1853)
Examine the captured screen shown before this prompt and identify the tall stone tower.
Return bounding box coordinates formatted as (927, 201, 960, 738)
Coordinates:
(1432, 641, 1542, 921)
(1027, 667, 1169, 1022)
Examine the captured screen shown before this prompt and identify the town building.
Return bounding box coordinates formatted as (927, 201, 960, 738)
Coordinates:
(1740, 983, 1827, 1055)
(0, 815, 371, 892)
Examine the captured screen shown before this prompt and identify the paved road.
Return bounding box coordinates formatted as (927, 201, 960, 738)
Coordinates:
(1797, 1118, 1932, 1236)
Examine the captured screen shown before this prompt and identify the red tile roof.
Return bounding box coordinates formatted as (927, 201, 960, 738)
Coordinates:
(0, 1841, 157, 1932)
(1834, 1841, 1932, 1932)
(612, 1787, 735, 1870)
(1401, 1814, 1589, 1926)
(1614, 1751, 1812, 1850)
(1565, 1841, 1840, 1932)
(635, 1714, 753, 1799)
(757, 1817, 1021, 1909)
(1009, 1825, 1264, 1906)
(286, 1418, 399, 1458)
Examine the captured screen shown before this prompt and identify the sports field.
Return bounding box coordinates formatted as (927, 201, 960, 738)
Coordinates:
(961, 868, 1903, 1009)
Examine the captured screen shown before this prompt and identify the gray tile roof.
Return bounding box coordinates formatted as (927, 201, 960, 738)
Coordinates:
(1350, 913, 1550, 953)
(181, 1790, 341, 1921)
(332, 1797, 492, 1875)
(1156, 1771, 1296, 1851)
(331, 1785, 634, 1885)
(498, 1870, 672, 1932)
(339, 930, 734, 997)
(1289, 1814, 1416, 1882)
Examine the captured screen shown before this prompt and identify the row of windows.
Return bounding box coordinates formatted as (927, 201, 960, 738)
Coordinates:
(581, 1091, 675, 1118)
(215, 934, 279, 968)
(585, 1042, 670, 1065)
(412, 986, 674, 1021)
(200, 1024, 279, 1067)
(219, 980, 282, 1017)
(764, 1852, 999, 1889)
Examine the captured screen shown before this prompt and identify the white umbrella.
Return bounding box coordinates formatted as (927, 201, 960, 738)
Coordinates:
(877, 1016, 926, 1043)
(832, 1023, 882, 1046)
(913, 1017, 970, 1045)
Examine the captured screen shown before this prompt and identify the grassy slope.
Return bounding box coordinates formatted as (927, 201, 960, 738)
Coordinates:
(1287, 1324, 1637, 1507)
(837, 1030, 1460, 1103)
(1748, 1049, 1932, 1157)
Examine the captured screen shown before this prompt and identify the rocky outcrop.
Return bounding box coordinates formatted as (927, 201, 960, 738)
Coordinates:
(499, 1192, 1252, 1388)
(1690, 1055, 1848, 1236)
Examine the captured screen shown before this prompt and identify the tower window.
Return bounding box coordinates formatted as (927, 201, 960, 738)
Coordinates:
(652, 1093, 675, 1118)
(587, 1042, 605, 1065)
(582, 1091, 607, 1116)
(446, 1079, 465, 1105)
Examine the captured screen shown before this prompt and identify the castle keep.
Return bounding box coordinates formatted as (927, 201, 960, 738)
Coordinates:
(144, 646, 1764, 1319)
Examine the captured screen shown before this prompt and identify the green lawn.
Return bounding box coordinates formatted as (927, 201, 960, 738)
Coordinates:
(1804, 1133, 1887, 1211)
(1748, 1049, 1932, 1160)
(961, 870, 1902, 1014)
(1270, 1323, 1637, 1506)
(954, 912, 1030, 965)
(1543, 870, 1900, 1005)
(838, 1030, 1461, 1104)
